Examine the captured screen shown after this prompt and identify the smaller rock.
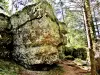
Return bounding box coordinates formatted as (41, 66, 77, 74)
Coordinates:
(73, 58, 90, 66)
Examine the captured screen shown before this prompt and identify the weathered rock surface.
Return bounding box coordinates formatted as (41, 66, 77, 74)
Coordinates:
(0, 14, 12, 59)
(0, 31, 12, 59)
(0, 1, 65, 68)
(11, 1, 62, 68)
(0, 14, 9, 31)
(57, 22, 67, 59)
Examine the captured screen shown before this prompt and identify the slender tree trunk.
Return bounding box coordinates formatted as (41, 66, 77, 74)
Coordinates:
(84, 0, 97, 75)
(83, 7, 90, 48)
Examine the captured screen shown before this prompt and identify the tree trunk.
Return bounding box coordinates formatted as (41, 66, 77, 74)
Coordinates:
(84, 0, 97, 75)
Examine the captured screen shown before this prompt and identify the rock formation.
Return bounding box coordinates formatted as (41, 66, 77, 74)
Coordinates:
(0, 13, 12, 59)
(0, 1, 66, 68)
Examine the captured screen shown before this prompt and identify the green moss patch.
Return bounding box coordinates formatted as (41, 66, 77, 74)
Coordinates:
(0, 59, 24, 75)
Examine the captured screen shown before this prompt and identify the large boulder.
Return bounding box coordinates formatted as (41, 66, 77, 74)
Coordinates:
(0, 1, 65, 68)
(10, 1, 62, 68)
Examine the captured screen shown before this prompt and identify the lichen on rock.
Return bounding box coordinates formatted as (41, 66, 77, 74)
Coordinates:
(10, 1, 63, 68)
(0, 1, 66, 69)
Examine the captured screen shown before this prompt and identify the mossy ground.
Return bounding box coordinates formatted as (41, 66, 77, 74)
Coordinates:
(0, 59, 24, 75)
(0, 59, 64, 75)
(0, 59, 90, 75)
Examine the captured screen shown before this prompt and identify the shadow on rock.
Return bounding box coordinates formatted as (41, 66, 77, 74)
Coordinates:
(29, 64, 58, 71)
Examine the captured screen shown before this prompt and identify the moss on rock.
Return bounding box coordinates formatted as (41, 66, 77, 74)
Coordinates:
(10, 1, 62, 68)
(0, 1, 65, 69)
(0, 13, 10, 31)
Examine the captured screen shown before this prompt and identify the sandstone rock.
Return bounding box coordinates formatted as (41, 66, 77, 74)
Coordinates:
(0, 13, 9, 31)
(0, 31, 12, 59)
(57, 22, 67, 59)
(59, 22, 67, 45)
(0, 14, 12, 59)
(0, 1, 65, 68)
(10, 1, 62, 68)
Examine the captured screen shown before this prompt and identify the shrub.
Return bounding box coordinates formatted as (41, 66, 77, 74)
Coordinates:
(63, 47, 87, 60)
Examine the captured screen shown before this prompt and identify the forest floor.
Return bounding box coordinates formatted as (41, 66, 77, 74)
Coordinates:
(59, 60, 90, 75)
(19, 60, 90, 75)
(0, 59, 90, 75)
